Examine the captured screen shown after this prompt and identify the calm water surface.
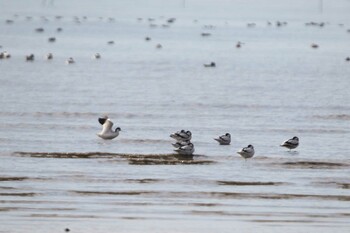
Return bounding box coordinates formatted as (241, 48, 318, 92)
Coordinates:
(0, 0, 350, 232)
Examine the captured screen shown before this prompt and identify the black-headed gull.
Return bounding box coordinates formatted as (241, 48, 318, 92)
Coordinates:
(97, 116, 121, 140)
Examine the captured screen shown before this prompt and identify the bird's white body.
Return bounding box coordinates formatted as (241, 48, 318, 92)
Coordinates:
(46, 53, 53, 60)
(0, 51, 11, 58)
(280, 136, 299, 150)
(237, 145, 255, 159)
(93, 53, 101, 59)
(174, 143, 194, 155)
(214, 133, 231, 145)
(97, 117, 120, 140)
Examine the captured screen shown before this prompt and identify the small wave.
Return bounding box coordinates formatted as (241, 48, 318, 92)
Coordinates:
(196, 192, 350, 201)
(72, 190, 157, 196)
(250, 219, 318, 223)
(217, 181, 285, 186)
(189, 210, 349, 222)
(14, 151, 117, 158)
(29, 214, 97, 219)
(69, 190, 350, 201)
(191, 203, 220, 207)
(280, 161, 348, 169)
(124, 179, 162, 184)
(180, 103, 350, 111)
(312, 181, 350, 189)
(120, 216, 146, 220)
(0, 111, 157, 119)
(120, 138, 170, 144)
(269, 128, 349, 134)
(13, 151, 192, 159)
(313, 114, 350, 121)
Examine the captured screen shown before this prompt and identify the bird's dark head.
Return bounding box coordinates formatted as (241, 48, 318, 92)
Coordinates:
(98, 117, 108, 125)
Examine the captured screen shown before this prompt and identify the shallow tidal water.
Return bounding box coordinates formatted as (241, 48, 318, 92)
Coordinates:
(0, 0, 350, 232)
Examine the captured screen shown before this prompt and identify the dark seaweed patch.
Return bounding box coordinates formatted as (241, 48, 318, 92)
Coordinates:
(13, 152, 215, 165)
(125, 154, 214, 165)
(0, 177, 28, 182)
(0, 192, 36, 197)
(128, 158, 214, 165)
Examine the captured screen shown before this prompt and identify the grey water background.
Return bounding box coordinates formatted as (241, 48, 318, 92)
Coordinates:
(0, 0, 350, 232)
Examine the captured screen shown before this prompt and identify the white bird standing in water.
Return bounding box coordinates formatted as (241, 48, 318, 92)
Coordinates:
(93, 53, 101, 59)
(45, 53, 53, 60)
(97, 116, 121, 140)
(174, 143, 195, 155)
(280, 136, 299, 150)
(214, 133, 231, 145)
(237, 144, 255, 160)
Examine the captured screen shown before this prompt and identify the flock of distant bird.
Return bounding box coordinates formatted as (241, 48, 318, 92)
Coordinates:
(0, 15, 169, 64)
(0, 50, 101, 64)
(1, 15, 350, 65)
(0, 36, 162, 63)
(97, 116, 299, 160)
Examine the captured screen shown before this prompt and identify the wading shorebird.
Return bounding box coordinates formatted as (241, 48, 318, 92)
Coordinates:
(214, 133, 231, 145)
(237, 144, 255, 160)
